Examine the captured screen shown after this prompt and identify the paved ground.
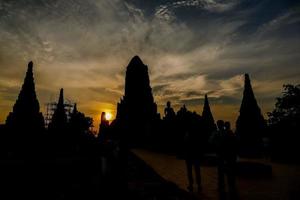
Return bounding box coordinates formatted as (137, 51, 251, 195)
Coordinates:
(133, 149, 300, 200)
(128, 152, 198, 200)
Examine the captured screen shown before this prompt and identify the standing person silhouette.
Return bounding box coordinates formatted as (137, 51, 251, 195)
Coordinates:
(183, 128, 202, 193)
(211, 120, 239, 200)
(215, 120, 226, 195)
(177, 105, 203, 193)
(224, 121, 238, 199)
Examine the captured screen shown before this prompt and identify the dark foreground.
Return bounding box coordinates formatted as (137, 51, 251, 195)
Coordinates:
(1, 148, 299, 200)
(0, 152, 196, 200)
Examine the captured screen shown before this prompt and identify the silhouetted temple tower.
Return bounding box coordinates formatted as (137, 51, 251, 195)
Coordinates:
(4, 61, 44, 156)
(236, 74, 266, 156)
(48, 88, 68, 132)
(98, 112, 110, 142)
(202, 94, 216, 132)
(6, 61, 45, 134)
(202, 94, 216, 143)
(116, 56, 159, 147)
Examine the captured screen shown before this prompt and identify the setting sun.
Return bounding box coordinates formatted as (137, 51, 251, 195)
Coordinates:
(105, 112, 112, 121)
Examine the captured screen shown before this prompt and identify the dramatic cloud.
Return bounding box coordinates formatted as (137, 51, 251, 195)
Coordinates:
(0, 0, 299, 126)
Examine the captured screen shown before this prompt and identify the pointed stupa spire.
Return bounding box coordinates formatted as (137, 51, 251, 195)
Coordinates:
(55, 88, 66, 120)
(236, 74, 266, 155)
(6, 61, 44, 131)
(14, 61, 39, 113)
(58, 88, 64, 106)
(48, 88, 68, 131)
(25, 61, 33, 82)
(73, 103, 78, 114)
(24, 61, 33, 84)
(4, 61, 44, 156)
(240, 73, 257, 112)
(202, 94, 216, 133)
(28, 61, 33, 73)
(202, 94, 213, 118)
(202, 94, 215, 124)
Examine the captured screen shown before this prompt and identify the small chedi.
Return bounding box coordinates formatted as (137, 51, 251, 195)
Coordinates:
(48, 88, 68, 133)
(201, 94, 216, 151)
(113, 56, 160, 147)
(47, 88, 69, 154)
(98, 112, 110, 142)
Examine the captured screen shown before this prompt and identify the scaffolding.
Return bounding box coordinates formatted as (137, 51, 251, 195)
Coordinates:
(44, 99, 75, 128)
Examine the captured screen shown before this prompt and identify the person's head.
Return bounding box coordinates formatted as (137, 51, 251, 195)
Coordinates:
(167, 101, 171, 108)
(217, 120, 225, 130)
(224, 121, 231, 130)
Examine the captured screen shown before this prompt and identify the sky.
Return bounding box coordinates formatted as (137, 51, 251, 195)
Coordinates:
(0, 0, 299, 128)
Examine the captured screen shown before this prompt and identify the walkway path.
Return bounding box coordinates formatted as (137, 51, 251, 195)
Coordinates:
(133, 149, 300, 200)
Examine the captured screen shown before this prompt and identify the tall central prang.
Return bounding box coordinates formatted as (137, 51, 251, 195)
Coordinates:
(115, 56, 159, 147)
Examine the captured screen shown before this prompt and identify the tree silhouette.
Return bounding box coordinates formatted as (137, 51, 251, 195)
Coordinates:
(5, 61, 44, 156)
(69, 104, 93, 136)
(268, 84, 300, 162)
(236, 74, 266, 156)
(268, 84, 300, 125)
(69, 104, 94, 154)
